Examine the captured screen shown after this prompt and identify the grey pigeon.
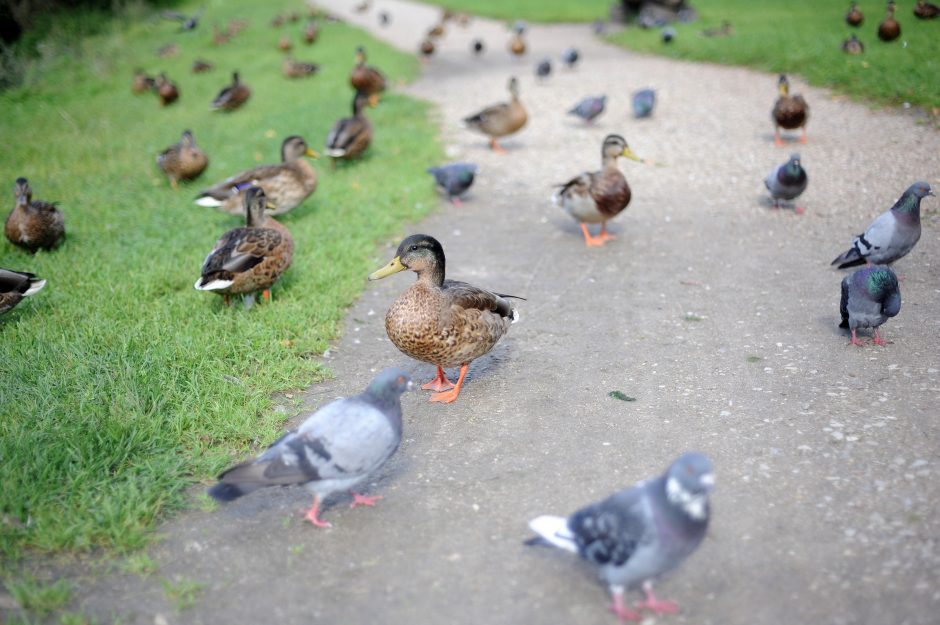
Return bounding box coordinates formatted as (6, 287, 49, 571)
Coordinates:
(840, 265, 901, 346)
(592, 19, 606, 35)
(527, 452, 714, 621)
(764, 153, 808, 213)
(831, 181, 933, 269)
(536, 58, 552, 81)
(428, 162, 478, 207)
(631, 88, 656, 118)
(568, 95, 607, 124)
(561, 47, 580, 68)
(208, 368, 413, 527)
(662, 26, 676, 43)
(512, 20, 527, 35)
(472, 38, 485, 55)
(161, 6, 205, 31)
(0, 268, 46, 315)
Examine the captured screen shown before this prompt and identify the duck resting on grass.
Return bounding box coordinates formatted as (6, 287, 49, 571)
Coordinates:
(462, 76, 528, 153)
(211, 71, 251, 111)
(772, 74, 808, 146)
(195, 135, 318, 216)
(369, 234, 523, 404)
(553, 134, 643, 247)
(194, 186, 293, 308)
(5, 177, 65, 252)
(325, 90, 373, 162)
(157, 130, 208, 190)
(209, 368, 412, 528)
(350, 46, 386, 105)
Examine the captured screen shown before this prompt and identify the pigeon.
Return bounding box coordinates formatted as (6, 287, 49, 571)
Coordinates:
(764, 153, 807, 213)
(512, 20, 527, 35)
(568, 95, 606, 124)
(661, 26, 676, 43)
(427, 162, 478, 207)
(526, 453, 714, 622)
(161, 7, 204, 31)
(631, 89, 656, 119)
(592, 19, 606, 35)
(831, 182, 933, 269)
(0, 268, 46, 315)
(209, 368, 413, 527)
(471, 38, 485, 55)
(378, 10, 391, 26)
(841, 33, 865, 54)
(561, 47, 580, 69)
(840, 265, 901, 346)
(536, 58, 552, 81)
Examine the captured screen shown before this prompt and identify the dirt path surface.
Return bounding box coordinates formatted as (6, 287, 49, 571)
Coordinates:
(68, 2, 940, 624)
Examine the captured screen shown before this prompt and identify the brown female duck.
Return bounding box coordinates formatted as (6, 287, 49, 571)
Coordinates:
(0, 268, 46, 315)
(157, 130, 209, 190)
(5, 178, 64, 252)
(196, 135, 318, 216)
(915, 0, 939, 18)
(369, 234, 521, 404)
(349, 46, 386, 105)
(153, 73, 179, 106)
(462, 76, 528, 153)
(194, 187, 293, 308)
(553, 134, 643, 247)
(325, 91, 373, 161)
(211, 72, 251, 111)
(846, 1, 864, 26)
(878, 1, 901, 40)
(772, 74, 809, 146)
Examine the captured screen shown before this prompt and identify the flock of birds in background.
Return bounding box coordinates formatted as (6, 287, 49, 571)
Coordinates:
(1, 1, 937, 622)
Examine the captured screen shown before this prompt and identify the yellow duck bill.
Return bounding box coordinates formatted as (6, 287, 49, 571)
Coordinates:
(369, 256, 406, 280)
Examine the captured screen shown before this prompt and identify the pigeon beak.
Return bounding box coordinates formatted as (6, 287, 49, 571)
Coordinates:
(700, 473, 716, 489)
(305, 147, 320, 159)
(621, 147, 644, 163)
(406, 379, 416, 392)
(369, 256, 407, 280)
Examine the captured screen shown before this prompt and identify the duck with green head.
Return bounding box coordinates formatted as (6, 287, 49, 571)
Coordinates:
(369, 234, 522, 404)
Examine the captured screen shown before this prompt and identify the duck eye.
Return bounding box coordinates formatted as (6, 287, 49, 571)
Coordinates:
(410, 245, 419, 251)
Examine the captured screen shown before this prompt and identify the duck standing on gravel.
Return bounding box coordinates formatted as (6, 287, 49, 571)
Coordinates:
(553, 134, 643, 247)
(194, 187, 293, 308)
(369, 234, 522, 404)
(5, 178, 64, 252)
(772, 74, 808, 146)
(157, 130, 208, 190)
(462, 76, 528, 153)
(195, 135, 318, 216)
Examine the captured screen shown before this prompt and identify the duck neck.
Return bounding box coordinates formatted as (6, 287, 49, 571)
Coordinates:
(415, 262, 445, 288)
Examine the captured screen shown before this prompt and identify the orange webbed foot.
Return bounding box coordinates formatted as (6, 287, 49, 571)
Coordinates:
(428, 364, 468, 403)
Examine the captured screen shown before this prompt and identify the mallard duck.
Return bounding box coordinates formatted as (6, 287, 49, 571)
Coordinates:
(915, 0, 940, 18)
(842, 33, 865, 54)
(368, 234, 521, 404)
(194, 187, 293, 308)
(287, 11, 301, 23)
(701, 20, 733, 37)
(156, 43, 179, 58)
(282, 57, 319, 78)
(5, 178, 65, 252)
(270, 14, 285, 27)
(772, 74, 808, 146)
(462, 76, 528, 153)
(846, 1, 864, 26)
(0, 268, 46, 315)
(350, 46, 386, 105)
(878, 1, 901, 40)
(325, 91, 373, 162)
(211, 72, 251, 111)
(212, 23, 230, 45)
(508, 33, 526, 56)
(354, 0, 371, 13)
(419, 38, 435, 59)
(428, 22, 445, 38)
(191, 59, 213, 73)
(132, 69, 154, 94)
(303, 20, 319, 44)
(153, 73, 179, 106)
(552, 134, 642, 247)
(278, 34, 293, 52)
(196, 135, 318, 215)
(157, 130, 209, 190)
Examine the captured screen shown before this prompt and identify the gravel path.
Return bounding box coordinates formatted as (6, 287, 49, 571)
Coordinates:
(66, 2, 940, 624)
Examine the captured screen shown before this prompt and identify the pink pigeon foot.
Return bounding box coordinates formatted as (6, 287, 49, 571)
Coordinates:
(871, 330, 891, 346)
(608, 588, 642, 622)
(303, 496, 331, 528)
(350, 492, 383, 508)
(450, 196, 464, 208)
(422, 366, 456, 391)
(849, 329, 865, 347)
(635, 585, 679, 615)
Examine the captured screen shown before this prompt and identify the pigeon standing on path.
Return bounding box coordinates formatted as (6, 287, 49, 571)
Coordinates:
(567, 95, 606, 124)
(764, 153, 807, 213)
(208, 369, 413, 528)
(831, 182, 933, 269)
(535, 58, 552, 81)
(840, 265, 901, 346)
(631, 89, 656, 118)
(526, 452, 714, 622)
(428, 162, 478, 207)
(561, 47, 580, 69)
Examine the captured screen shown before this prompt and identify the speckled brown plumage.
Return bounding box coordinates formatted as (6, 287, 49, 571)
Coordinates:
(195, 187, 293, 300)
(153, 73, 179, 106)
(555, 135, 641, 246)
(369, 234, 520, 402)
(132, 69, 154, 94)
(282, 57, 319, 78)
(157, 130, 209, 189)
(462, 77, 527, 151)
(350, 47, 386, 98)
(509, 34, 526, 56)
(325, 91, 372, 160)
(211, 72, 251, 111)
(196, 135, 318, 216)
(5, 178, 64, 253)
(846, 1, 864, 26)
(772, 75, 809, 146)
(879, 1, 901, 40)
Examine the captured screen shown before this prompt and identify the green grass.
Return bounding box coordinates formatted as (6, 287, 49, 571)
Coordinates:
(418, 0, 610, 22)
(0, 0, 440, 561)
(607, 0, 940, 110)
(6, 576, 72, 619)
